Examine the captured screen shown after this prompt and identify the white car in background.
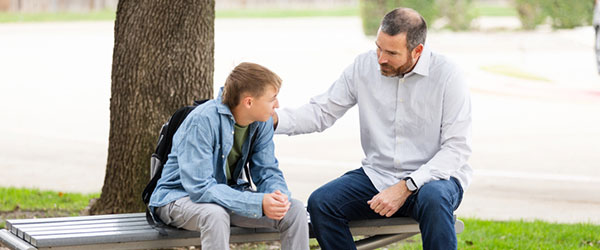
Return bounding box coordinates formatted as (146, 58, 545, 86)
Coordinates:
(595, 0, 599, 73)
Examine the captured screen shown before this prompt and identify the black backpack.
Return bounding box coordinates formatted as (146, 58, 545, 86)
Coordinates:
(142, 99, 209, 232)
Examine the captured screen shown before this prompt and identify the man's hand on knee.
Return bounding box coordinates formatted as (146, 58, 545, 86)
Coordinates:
(262, 190, 291, 220)
(367, 181, 412, 217)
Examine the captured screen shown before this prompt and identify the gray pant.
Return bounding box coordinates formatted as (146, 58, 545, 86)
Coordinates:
(156, 196, 309, 250)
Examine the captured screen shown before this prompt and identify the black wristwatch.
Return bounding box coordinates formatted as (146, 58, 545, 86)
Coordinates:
(404, 177, 418, 192)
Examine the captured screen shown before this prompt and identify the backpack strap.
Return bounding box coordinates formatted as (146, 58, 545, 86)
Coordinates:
(245, 128, 260, 188)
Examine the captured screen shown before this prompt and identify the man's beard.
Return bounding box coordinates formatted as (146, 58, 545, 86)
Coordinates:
(380, 56, 414, 77)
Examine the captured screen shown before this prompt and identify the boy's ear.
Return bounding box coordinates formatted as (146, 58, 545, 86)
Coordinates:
(241, 96, 253, 108)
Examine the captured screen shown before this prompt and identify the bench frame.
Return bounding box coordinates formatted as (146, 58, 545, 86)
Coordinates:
(1, 213, 464, 250)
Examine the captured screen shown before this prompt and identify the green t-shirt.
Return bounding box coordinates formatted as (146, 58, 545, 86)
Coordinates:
(226, 123, 249, 181)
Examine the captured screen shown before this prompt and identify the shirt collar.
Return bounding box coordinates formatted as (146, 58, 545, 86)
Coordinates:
(406, 44, 431, 77)
(216, 86, 233, 117)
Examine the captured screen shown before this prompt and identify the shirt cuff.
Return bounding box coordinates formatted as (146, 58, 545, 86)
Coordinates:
(240, 192, 265, 219)
(408, 165, 435, 189)
(274, 109, 294, 135)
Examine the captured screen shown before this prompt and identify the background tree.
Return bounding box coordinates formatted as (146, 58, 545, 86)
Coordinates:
(90, 0, 215, 214)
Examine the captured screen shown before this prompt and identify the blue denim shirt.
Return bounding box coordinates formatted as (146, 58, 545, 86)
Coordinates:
(149, 89, 290, 219)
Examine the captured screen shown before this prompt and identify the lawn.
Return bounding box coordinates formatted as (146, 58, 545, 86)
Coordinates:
(0, 187, 99, 228)
(0, 3, 518, 23)
(389, 218, 600, 250)
(1, 187, 599, 249)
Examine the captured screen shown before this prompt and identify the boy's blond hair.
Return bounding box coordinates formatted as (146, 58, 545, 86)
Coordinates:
(222, 62, 282, 109)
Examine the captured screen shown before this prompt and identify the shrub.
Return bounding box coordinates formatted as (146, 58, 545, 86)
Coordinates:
(514, 0, 546, 30)
(437, 0, 477, 31)
(542, 0, 594, 29)
(515, 0, 594, 30)
(359, 0, 439, 36)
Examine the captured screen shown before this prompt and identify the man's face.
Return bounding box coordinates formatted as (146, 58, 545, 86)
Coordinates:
(375, 30, 417, 77)
(248, 85, 280, 122)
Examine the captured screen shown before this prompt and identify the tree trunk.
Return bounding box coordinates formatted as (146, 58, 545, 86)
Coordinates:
(91, 0, 215, 214)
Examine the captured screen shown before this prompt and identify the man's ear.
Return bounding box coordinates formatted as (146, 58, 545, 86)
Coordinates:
(411, 44, 424, 61)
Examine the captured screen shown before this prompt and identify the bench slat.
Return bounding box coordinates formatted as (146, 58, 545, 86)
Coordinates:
(23, 221, 150, 234)
(31, 228, 164, 247)
(24, 224, 152, 243)
(14, 217, 147, 239)
(15, 217, 146, 230)
(7, 213, 144, 226)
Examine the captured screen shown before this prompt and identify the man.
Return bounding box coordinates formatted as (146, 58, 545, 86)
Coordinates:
(274, 8, 472, 250)
(149, 62, 309, 250)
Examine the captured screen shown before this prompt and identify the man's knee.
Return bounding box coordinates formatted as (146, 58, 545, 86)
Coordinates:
(307, 186, 332, 213)
(416, 179, 457, 212)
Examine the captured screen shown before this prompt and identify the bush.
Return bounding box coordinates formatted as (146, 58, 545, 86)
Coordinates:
(515, 0, 594, 30)
(437, 0, 477, 31)
(514, 0, 546, 30)
(359, 0, 438, 36)
(543, 0, 594, 29)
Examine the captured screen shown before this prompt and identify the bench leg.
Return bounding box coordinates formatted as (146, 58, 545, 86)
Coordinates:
(355, 232, 419, 250)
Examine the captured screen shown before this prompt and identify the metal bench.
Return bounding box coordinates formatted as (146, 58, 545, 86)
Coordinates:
(1, 213, 464, 250)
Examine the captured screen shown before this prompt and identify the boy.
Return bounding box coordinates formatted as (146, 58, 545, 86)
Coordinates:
(149, 62, 308, 249)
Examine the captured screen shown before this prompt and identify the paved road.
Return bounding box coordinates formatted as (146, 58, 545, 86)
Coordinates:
(1, 17, 599, 224)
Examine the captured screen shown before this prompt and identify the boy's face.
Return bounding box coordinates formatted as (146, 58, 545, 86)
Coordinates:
(248, 85, 280, 122)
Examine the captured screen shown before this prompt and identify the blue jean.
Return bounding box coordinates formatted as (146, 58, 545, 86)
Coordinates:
(307, 168, 464, 250)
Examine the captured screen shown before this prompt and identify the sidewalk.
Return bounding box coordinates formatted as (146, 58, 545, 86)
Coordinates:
(1, 17, 599, 224)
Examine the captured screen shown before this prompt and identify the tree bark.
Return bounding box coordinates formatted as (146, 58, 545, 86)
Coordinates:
(91, 0, 215, 214)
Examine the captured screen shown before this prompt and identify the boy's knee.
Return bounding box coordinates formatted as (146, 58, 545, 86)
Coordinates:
(198, 204, 230, 228)
(285, 199, 307, 222)
(279, 199, 308, 231)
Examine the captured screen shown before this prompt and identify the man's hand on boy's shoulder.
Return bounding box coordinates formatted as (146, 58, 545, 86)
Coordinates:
(262, 190, 290, 220)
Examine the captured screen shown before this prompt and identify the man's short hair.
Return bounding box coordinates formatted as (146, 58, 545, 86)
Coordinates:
(380, 7, 427, 51)
(222, 62, 282, 109)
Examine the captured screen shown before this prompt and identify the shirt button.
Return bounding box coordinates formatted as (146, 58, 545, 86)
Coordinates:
(232, 131, 235, 134)
(222, 155, 225, 158)
(400, 78, 405, 83)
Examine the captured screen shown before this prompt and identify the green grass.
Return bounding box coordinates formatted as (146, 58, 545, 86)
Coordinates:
(0, 187, 98, 213)
(0, 187, 99, 229)
(0, 9, 116, 23)
(0, 7, 359, 23)
(0, 4, 516, 23)
(216, 7, 358, 18)
(2, 187, 599, 249)
(481, 65, 551, 82)
(475, 4, 518, 17)
(388, 218, 600, 250)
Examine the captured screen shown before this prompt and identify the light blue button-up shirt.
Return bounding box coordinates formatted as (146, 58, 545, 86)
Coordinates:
(149, 89, 290, 219)
(276, 46, 473, 191)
